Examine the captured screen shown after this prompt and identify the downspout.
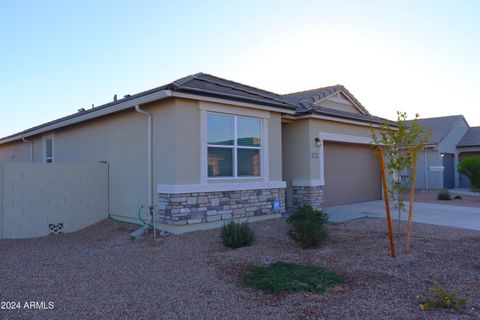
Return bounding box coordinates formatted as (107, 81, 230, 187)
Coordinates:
(22, 137, 33, 162)
(424, 151, 429, 191)
(134, 105, 153, 208)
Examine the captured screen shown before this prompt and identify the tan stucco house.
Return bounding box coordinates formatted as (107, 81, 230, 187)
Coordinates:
(407, 115, 480, 190)
(0, 73, 390, 233)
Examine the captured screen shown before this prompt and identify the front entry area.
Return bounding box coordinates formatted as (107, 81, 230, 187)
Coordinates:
(323, 142, 382, 207)
(442, 153, 455, 189)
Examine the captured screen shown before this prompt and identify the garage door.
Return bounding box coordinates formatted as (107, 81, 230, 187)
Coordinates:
(324, 142, 382, 206)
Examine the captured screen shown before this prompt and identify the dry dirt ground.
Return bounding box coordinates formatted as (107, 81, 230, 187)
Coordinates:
(1, 218, 479, 320)
(410, 189, 480, 208)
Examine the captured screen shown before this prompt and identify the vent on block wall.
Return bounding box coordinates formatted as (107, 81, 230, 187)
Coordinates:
(49, 223, 64, 235)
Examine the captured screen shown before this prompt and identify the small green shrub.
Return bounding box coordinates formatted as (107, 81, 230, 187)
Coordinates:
(458, 156, 480, 191)
(437, 189, 452, 200)
(287, 205, 329, 248)
(420, 282, 468, 311)
(454, 195, 463, 200)
(243, 261, 344, 294)
(221, 220, 255, 249)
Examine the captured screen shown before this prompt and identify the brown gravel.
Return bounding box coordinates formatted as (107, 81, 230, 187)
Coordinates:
(406, 189, 480, 208)
(1, 218, 479, 320)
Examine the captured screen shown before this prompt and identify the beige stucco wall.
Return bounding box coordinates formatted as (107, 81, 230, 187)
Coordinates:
(268, 112, 283, 181)
(414, 149, 444, 190)
(0, 100, 176, 220)
(437, 117, 469, 188)
(282, 119, 311, 206)
(317, 99, 358, 114)
(0, 163, 108, 239)
(282, 117, 382, 208)
(0, 97, 285, 221)
(309, 119, 376, 181)
(170, 99, 283, 185)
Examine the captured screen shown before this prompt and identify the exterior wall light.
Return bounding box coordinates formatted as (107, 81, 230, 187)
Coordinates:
(315, 137, 322, 147)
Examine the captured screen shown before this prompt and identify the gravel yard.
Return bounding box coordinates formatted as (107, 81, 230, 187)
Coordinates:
(1, 218, 479, 320)
(409, 189, 480, 208)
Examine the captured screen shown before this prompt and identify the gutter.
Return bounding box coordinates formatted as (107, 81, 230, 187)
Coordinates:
(0, 90, 173, 145)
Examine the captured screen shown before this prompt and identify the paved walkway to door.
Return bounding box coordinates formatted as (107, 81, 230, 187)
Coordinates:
(325, 200, 480, 231)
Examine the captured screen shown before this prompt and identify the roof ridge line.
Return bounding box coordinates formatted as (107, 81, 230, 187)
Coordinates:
(196, 72, 284, 97)
(189, 73, 291, 105)
(282, 85, 342, 97)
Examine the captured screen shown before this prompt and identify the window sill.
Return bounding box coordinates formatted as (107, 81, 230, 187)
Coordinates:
(157, 181, 286, 194)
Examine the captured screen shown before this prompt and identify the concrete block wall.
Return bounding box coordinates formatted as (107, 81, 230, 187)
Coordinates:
(0, 163, 109, 239)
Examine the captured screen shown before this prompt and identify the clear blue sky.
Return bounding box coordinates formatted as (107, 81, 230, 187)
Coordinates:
(1, 0, 479, 137)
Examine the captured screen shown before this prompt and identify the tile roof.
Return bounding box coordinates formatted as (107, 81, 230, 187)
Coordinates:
(170, 73, 294, 109)
(458, 127, 480, 147)
(296, 106, 392, 125)
(1, 73, 390, 142)
(282, 85, 370, 115)
(409, 115, 465, 145)
(0, 73, 296, 141)
(283, 85, 395, 125)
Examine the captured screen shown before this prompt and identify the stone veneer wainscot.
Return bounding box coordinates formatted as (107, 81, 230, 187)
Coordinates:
(292, 185, 324, 210)
(158, 188, 286, 225)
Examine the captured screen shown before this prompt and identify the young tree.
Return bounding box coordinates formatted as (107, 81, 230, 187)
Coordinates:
(371, 111, 431, 255)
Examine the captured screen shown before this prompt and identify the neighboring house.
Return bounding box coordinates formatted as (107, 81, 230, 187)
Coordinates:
(409, 115, 470, 190)
(0, 73, 391, 233)
(457, 127, 480, 188)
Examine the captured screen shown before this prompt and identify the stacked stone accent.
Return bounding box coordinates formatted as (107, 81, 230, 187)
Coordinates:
(158, 188, 285, 225)
(292, 186, 324, 210)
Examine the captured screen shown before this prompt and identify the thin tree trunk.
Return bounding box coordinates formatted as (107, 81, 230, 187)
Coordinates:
(406, 153, 418, 254)
(378, 147, 396, 258)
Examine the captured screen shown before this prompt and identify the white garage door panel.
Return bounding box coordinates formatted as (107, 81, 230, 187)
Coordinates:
(324, 142, 381, 206)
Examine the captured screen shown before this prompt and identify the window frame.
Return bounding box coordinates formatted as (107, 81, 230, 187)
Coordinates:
(43, 134, 55, 163)
(207, 112, 262, 179)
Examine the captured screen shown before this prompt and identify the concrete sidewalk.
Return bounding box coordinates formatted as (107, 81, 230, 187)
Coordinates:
(325, 200, 480, 231)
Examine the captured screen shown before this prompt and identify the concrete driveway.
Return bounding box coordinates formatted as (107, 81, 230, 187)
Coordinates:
(325, 200, 480, 231)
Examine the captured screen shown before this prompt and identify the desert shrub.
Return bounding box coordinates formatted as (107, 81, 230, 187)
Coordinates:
(221, 220, 255, 249)
(437, 189, 451, 200)
(458, 156, 480, 191)
(420, 282, 468, 311)
(287, 205, 329, 248)
(454, 195, 463, 200)
(243, 261, 344, 294)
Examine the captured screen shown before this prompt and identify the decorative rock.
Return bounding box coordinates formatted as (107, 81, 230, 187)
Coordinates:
(207, 215, 222, 222)
(187, 218, 202, 224)
(158, 188, 286, 225)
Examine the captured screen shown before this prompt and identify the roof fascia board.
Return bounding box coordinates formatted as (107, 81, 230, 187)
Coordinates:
(282, 114, 396, 129)
(313, 90, 367, 115)
(0, 90, 173, 144)
(172, 92, 296, 114)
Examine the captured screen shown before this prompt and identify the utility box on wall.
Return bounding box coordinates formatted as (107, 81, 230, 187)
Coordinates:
(0, 163, 109, 239)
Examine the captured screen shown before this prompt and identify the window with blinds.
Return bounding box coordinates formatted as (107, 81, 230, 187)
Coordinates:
(207, 113, 261, 178)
